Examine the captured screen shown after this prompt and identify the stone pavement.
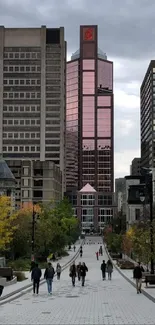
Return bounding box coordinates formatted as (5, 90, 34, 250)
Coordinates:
(1, 241, 81, 299)
(1, 237, 155, 324)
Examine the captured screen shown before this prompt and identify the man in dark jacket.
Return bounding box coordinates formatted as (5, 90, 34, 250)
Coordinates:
(31, 263, 42, 294)
(44, 262, 55, 294)
(133, 262, 143, 294)
(80, 262, 88, 286)
(101, 260, 106, 280)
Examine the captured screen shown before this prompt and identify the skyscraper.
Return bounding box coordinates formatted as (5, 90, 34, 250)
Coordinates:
(66, 25, 114, 232)
(0, 26, 66, 206)
(141, 60, 155, 169)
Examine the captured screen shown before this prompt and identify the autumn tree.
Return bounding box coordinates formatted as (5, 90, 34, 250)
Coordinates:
(0, 196, 17, 252)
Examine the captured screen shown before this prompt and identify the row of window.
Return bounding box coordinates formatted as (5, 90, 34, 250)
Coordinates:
(4, 52, 41, 60)
(3, 132, 40, 139)
(3, 105, 40, 112)
(3, 119, 40, 126)
(3, 92, 40, 99)
(4, 79, 40, 86)
(3, 146, 40, 152)
(4, 66, 41, 73)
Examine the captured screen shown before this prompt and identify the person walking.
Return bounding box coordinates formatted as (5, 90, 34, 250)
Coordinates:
(80, 246, 83, 257)
(106, 260, 113, 280)
(96, 251, 99, 260)
(44, 262, 55, 295)
(80, 262, 88, 286)
(56, 263, 61, 280)
(101, 260, 106, 280)
(69, 261, 77, 286)
(31, 263, 42, 295)
(74, 245, 76, 252)
(133, 262, 143, 294)
(77, 262, 82, 281)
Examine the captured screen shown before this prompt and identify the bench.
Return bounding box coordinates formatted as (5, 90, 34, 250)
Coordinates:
(145, 274, 155, 286)
(0, 267, 13, 281)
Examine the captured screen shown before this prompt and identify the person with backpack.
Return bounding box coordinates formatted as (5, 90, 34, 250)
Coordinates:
(44, 262, 55, 294)
(56, 263, 62, 280)
(31, 263, 42, 295)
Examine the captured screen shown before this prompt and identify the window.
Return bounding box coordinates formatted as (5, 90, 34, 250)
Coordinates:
(23, 179, 29, 186)
(135, 209, 140, 221)
(23, 167, 29, 176)
(22, 190, 29, 198)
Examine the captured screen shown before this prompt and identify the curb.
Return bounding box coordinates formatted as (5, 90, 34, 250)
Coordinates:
(0, 242, 83, 306)
(104, 243, 155, 304)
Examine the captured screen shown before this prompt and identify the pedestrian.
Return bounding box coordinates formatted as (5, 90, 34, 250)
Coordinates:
(80, 246, 83, 257)
(74, 245, 76, 252)
(80, 262, 88, 286)
(106, 260, 113, 280)
(101, 260, 106, 280)
(69, 261, 77, 286)
(56, 263, 61, 280)
(96, 251, 99, 260)
(133, 262, 143, 294)
(44, 262, 55, 295)
(30, 260, 36, 272)
(77, 262, 81, 281)
(31, 263, 42, 295)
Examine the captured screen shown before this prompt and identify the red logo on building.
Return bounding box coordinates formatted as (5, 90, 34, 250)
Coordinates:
(84, 28, 93, 41)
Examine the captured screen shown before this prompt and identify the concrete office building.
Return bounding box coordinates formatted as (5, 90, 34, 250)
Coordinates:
(130, 158, 141, 176)
(0, 26, 66, 206)
(141, 60, 155, 168)
(66, 25, 114, 232)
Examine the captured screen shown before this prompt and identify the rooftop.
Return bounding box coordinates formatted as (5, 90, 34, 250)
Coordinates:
(0, 155, 15, 181)
(71, 48, 107, 61)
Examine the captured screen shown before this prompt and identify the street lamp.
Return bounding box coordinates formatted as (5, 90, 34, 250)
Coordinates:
(141, 167, 154, 274)
(31, 205, 36, 261)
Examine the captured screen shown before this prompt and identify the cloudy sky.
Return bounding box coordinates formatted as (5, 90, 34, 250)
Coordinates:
(0, 0, 153, 179)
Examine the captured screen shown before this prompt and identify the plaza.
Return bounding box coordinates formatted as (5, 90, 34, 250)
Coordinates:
(1, 237, 155, 324)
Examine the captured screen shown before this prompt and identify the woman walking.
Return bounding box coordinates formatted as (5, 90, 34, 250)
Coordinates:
(56, 263, 61, 280)
(106, 260, 113, 280)
(69, 261, 77, 286)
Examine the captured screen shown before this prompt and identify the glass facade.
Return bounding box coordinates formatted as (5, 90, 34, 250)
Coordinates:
(66, 61, 79, 189)
(82, 139, 95, 188)
(98, 60, 113, 91)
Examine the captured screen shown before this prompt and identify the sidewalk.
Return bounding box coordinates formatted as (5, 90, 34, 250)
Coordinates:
(106, 248, 155, 302)
(1, 242, 81, 299)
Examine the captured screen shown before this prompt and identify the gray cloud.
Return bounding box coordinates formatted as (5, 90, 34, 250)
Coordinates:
(0, 0, 155, 60)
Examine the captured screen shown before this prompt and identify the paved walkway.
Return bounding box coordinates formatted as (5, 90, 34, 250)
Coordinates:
(1, 242, 81, 298)
(1, 237, 155, 324)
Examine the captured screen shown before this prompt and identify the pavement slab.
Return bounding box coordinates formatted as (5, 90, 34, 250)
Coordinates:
(1, 237, 155, 324)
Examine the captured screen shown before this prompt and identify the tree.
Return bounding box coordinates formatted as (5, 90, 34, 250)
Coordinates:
(0, 196, 17, 251)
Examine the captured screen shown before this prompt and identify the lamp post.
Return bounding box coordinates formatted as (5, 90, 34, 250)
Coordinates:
(31, 205, 36, 261)
(141, 168, 154, 274)
(140, 193, 145, 221)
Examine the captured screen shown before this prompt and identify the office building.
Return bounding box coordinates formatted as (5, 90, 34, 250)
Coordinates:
(0, 155, 16, 207)
(0, 26, 66, 206)
(66, 25, 114, 232)
(141, 60, 155, 168)
(130, 158, 141, 176)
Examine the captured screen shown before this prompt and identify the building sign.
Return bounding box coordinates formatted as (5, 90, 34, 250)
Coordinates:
(83, 28, 94, 41)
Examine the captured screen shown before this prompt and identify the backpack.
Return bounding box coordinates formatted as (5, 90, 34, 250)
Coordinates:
(47, 267, 55, 278)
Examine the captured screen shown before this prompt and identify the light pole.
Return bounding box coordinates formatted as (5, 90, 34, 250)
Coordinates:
(31, 205, 36, 261)
(140, 193, 145, 221)
(141, 168, 154, 274)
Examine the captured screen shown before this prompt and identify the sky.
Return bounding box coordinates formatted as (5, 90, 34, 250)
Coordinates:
(0, 0, 153, 179)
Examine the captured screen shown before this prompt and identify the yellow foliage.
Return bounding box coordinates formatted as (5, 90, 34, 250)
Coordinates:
(0, 196, 18, 251)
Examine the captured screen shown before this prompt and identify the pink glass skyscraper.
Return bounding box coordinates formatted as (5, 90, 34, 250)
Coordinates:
(66, 25, 114, 231)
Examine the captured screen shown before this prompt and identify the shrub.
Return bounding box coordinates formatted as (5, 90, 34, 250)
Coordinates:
(117, 260, 134, 269)
(7, 259, 31, 271)
(13, 271, 27, 282)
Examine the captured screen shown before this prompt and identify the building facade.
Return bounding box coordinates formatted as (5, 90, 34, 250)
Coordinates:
(0, 26, 66, 205)
(66, 25, 114, 231)
(130, 158, 141, 176)
(115, 178, 126, 214)
(141, 60, 155, 169)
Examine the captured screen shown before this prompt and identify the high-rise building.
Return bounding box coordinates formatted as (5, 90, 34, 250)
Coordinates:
(130, 158, 141, 176)
(141, 60, 155, 168)
(0, 26, 66, 206)
(66, 25, 114, 232)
